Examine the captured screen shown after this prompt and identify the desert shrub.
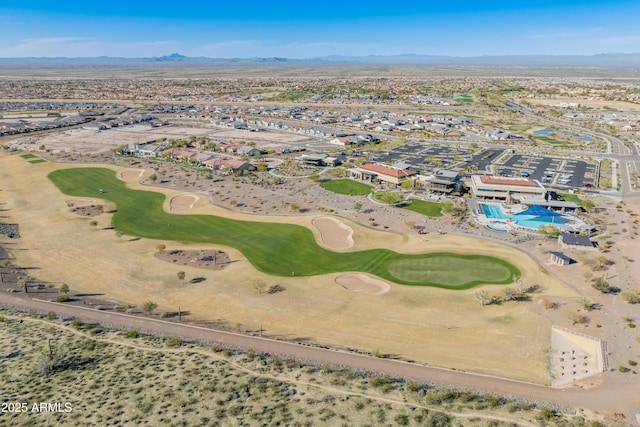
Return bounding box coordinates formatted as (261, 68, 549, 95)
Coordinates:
(621, 292, 640, 304)
(56, 295, 70, 303)
(165, 336, 181, 348)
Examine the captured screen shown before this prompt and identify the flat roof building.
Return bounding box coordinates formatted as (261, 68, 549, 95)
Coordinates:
(470, 175, 546, 201)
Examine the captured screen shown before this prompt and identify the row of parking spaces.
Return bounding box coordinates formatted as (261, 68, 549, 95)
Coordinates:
(369, 143, 484, 172)
(498, 154, 596, 188)
(464, 148, 505, 173)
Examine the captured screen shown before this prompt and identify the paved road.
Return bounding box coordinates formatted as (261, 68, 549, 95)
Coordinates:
(2, 293, 639, 422)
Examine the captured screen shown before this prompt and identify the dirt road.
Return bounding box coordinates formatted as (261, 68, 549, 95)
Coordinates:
(2, 292, 638, 423)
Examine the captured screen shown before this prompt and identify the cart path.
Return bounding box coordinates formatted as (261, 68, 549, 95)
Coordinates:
(2, 293, 639, 422)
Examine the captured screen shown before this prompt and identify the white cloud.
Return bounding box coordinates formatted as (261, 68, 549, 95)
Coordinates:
(0, 37, 180, 57)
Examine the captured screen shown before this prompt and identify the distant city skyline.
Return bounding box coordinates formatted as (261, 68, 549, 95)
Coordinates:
(2, 1, 639, 58)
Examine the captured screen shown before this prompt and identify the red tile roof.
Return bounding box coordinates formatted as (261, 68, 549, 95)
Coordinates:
(360, 163, 416, 178)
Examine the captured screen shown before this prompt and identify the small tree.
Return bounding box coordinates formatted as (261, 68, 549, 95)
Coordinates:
(59, 283, 70, 295)
(577, 297, 594, 311)
(89, 220, 98, 229)
(115, 230, 124, 240)
(539, 224, 561, 237)
(18, 276, 28, 293)
(592, 277, 611, 293)
(400, 179, 414, 191)
(156, 244, 166, 252)
(569, 312, 588, 325)
(142, 301, 158, 315)
(177, 271, 186, 281)
(621, 292, 640, 304)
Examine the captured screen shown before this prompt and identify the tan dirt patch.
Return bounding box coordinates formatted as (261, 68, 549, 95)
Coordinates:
(154, 249, 232, 271)
(335, 273, 391, 295)
(169, 195, 199, 213)
(121, 170, 144, 180)
(66, 198, 96, 207)
(312, 216, 354, 250)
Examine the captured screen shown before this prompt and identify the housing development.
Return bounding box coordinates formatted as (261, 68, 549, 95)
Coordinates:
(1, 61, 640, 426)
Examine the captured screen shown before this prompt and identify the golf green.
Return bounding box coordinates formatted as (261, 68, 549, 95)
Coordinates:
(48, 167, 519, 289)
(388, 256, 513, 287)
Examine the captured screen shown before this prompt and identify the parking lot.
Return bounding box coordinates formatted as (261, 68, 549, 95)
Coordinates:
(498, 154, 596, 188)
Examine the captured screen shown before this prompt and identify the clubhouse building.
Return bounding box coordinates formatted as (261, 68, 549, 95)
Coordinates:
(470, 175, 546, 202)
(350, 163, 417, 186)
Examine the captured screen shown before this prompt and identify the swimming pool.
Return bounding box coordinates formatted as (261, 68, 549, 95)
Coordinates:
(487, 224, 508, 232)
(480, 204, 567, 230)
(481, 204, 509, 220)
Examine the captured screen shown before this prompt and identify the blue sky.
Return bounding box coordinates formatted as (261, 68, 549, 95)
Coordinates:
(1, 1, 639, 58)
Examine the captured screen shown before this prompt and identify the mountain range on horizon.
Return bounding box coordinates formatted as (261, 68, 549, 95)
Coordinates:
(2, 52, 640, 68)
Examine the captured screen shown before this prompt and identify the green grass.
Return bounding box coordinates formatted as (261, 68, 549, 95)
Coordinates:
(373, 192, 403, 204)
(558, 193, 580, 203)
(20, 153, 38, 159)
(320, 179, 372, 196)
(535, 136, 572, 146)
(388, 256, 512, 286)
(48, 168, 519, 289)
(508, 125, 531, 132)
(399, 199, 443, 217)
(28, 159, 47, 164)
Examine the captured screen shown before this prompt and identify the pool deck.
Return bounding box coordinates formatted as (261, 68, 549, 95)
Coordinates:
(468, 199, 592, 234)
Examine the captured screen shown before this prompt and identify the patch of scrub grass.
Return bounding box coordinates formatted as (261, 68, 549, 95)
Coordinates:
(20, 153, 38, 159)
(456, 94, 474, 103)
(399, 199, 443, 217)
(48, 167, 519, 289)
(320, 179, 372, 196)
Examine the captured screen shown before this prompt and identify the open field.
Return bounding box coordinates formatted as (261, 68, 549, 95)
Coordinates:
(0, 152, 578, 383)
(523, 98, 640, 111)
(48, 167, 520, 289)
(2, 311, 609, 427)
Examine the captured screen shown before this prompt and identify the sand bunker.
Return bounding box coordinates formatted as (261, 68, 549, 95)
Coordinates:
(121, 170, 144, 180)
(336, 273, 390, 295)
(312, 216, 354, 250)
(169, 195, 199, 213)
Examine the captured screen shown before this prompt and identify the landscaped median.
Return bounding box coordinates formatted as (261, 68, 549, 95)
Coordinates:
(49, 168, 520, 289)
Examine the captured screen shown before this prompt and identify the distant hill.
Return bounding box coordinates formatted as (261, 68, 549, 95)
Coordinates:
(314, 53, 640, 67)
(2, 53, 640, 68)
